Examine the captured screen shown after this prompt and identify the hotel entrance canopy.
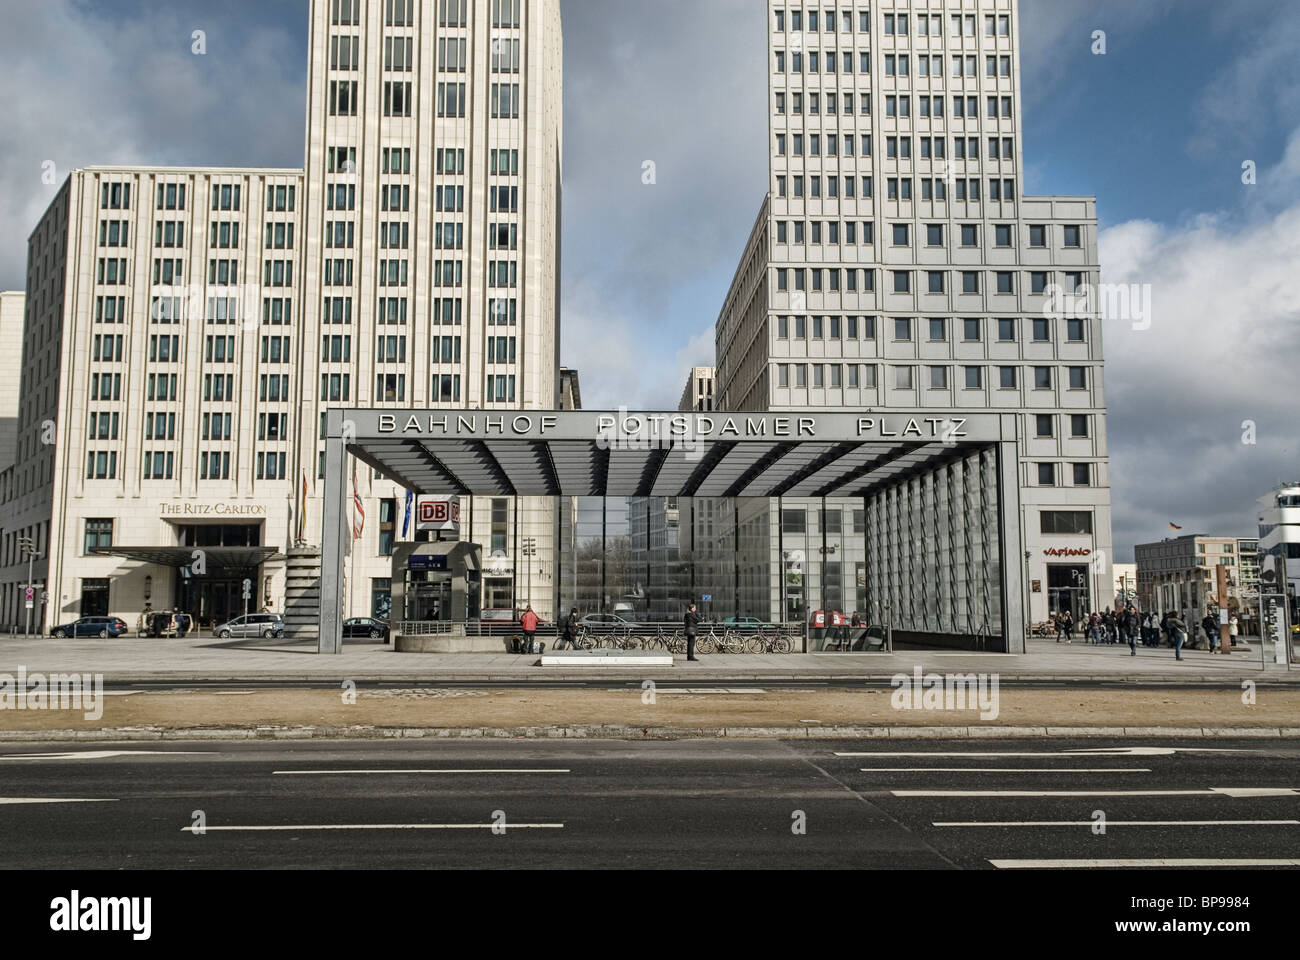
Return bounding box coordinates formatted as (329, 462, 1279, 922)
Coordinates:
(320, 410, 1025, 654)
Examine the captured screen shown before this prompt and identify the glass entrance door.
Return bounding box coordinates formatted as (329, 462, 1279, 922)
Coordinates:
(1047, 564, 1092, 621)
(179, 569, 258, 629)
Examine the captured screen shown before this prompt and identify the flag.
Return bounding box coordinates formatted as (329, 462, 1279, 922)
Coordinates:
(295, 471, 309, 544)
(1169, 522, 1183, 531)
(352, 461, 366, 541)
(402, 490, 414, 538)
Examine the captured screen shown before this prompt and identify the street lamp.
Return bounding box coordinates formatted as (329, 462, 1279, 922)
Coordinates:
(521, 537, 537, 608)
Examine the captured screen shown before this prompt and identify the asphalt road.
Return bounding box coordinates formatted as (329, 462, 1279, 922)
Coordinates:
(0, 738, 1297, 869)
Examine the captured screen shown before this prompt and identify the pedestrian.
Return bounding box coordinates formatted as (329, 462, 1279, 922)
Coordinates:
(1202, 610, 1219, 652)
(172, 606, 188, 639)
(1229, 615, 1239, 650)
(520, 605, 539, 654)
(1124, 605, 1140, 656)
(556, 607, 580, 650)
(684, 601, 701, 662)
(1167, 612, 1188, 661)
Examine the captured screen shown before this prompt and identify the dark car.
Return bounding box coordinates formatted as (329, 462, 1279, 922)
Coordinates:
(50, 616, 128, 639)
(343, 618, 390, 642)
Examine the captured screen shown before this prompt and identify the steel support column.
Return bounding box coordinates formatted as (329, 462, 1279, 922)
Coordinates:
(319, 412, 350, 655)
(996, 428, 1027, 654)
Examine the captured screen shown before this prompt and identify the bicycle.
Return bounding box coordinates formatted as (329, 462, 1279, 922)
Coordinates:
(748, 626, 792, 654)
(646, 625, 685, 654)
(697, 625, 747, 655)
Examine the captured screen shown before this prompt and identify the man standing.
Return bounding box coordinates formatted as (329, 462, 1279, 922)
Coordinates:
(684, 601, 701, 662)
(1203, 610, 1219, 652)
(557, 607, 580, 650)
(520, 605, 539, 654)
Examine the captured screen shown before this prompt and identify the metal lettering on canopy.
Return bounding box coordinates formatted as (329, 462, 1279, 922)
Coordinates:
(318, 410, 1025, 655)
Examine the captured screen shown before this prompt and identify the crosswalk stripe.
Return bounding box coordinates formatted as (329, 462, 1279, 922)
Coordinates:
(893, 788, 1299, 798)
(992, 858, 1300, 869)
(187, 823, 564, 832)
(271, 769, 570, 776)
(936, 820, 1300, 828)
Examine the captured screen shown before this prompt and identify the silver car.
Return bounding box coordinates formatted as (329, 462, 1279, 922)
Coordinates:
(214, 613, 285, 639)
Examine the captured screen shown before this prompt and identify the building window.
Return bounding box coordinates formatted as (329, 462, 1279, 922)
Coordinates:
(84, 519, 113, 556)
(1041, 511, 1094, 535)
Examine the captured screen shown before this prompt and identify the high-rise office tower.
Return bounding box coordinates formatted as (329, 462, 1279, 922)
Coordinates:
(714, 0, 1113, 633)
(0, 0, 563, 630)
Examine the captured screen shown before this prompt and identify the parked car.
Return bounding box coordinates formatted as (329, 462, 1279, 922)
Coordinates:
(723, 616, 767, 629)
(343, 618, 390, 642)
(50, 616, 129, 639)
(213, 613, 285, 639)
(579, 613, 631, 627)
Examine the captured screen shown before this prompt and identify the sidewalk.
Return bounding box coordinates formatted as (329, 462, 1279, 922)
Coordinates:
(0, 632, 1292, 683)
(1, 686, 1297, 742)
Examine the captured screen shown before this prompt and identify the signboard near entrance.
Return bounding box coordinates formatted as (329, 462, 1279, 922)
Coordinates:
(417, 496, 461, 534)
(409, 554, 450, 572)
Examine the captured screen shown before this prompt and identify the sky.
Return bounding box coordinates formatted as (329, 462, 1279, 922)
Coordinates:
(1, 0, 1298, 560)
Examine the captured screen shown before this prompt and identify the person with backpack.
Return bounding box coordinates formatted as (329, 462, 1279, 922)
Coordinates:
(1202, 611, 1219, 652)
(556, 607, 580, 651)
(519, 605, 539, 654)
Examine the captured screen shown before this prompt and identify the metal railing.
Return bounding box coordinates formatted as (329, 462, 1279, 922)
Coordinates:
(392, 620, 809, 652)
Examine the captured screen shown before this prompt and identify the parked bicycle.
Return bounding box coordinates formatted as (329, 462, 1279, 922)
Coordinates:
(748, 627, 793, 654)
(696, 625, 748, 655)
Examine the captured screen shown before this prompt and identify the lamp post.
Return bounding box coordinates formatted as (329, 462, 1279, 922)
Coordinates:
(521, 537, 537, 608)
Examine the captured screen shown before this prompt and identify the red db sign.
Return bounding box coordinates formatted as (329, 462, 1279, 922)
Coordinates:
(417, 497, 461, 532)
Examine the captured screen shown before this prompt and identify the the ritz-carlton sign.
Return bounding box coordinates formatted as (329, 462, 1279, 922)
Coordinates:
(161, 502, 268, 517)
(370, 412, 982, 444)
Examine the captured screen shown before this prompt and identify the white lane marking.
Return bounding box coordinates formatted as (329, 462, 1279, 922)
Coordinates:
(937, 820, 1300, 828)
(836, 748, 1255, 759)
(861, 767, 1150, 774)
(0, 751, 215, 762)
(186, 823, 564, 832)
(659, 689, 768, 695)
(992, 859, 1300, 869)
(894, 788, 1299, 798)
(272, 769, 570, 776)
(0, 798, 118, 805)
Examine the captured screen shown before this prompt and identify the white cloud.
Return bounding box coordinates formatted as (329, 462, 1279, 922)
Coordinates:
(1101, 162, 1300, 556)
(0, 1, 302, 288)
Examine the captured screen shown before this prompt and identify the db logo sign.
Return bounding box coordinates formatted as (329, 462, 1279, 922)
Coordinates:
(417, 497, 461, 530)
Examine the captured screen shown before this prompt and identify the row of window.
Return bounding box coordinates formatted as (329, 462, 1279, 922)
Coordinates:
(773, 265, 1088, 297)
(781, 134, 1017, 164)
(774, 362, 1094, 393)
(776, 221, 1081, 250)
(774, 9, 1009, 39)
(775, 51, 1012, 80)
(775, 91, 1014, 121)
(98, 183, 294, 212)
(775, 173, 1018, 202)
(776, 315, 1091, 345)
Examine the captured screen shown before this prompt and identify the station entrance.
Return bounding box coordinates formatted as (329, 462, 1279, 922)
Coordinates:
(319, 410, 1026, 655)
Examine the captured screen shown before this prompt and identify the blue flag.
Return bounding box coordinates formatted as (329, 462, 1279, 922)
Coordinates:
(402, 490, 414, 538)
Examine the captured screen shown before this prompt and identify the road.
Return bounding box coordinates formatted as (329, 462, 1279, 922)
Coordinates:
(0, 738, 1297, 869)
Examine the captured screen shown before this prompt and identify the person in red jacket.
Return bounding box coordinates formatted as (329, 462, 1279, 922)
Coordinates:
(520, 606, 539, 654)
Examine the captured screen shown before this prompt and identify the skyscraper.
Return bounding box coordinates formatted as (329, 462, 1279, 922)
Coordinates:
(713, 0, 1113, 634)
(0, 0, 564, 630)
